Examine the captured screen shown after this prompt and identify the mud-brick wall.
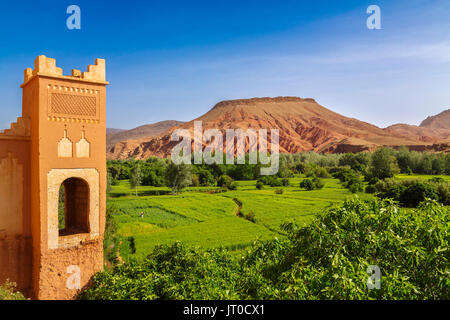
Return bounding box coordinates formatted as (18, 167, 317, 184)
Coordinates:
(0, 137, 32, 294)
(37, 238, 103, 300)
(0, 237, 32, 294)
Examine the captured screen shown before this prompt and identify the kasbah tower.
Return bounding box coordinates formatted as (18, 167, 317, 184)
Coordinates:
(0, 55, 108, 299)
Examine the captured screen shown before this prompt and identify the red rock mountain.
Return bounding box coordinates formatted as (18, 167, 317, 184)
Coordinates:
(385, 109, 450, 144)
(107, 97, 450, 159)
(420, 109, 450, 130)
(107, 120, 184, 149)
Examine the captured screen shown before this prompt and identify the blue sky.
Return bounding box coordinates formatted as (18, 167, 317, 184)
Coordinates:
(0, 0, 449, 129)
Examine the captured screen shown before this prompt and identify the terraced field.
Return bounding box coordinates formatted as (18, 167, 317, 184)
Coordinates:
(109, 176, 372, 259)
(109, 173, 447, 260)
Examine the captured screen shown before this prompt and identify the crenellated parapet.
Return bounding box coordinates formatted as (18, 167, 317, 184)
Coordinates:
(23, 55, 107, 85)
(0, 117, 31, 138)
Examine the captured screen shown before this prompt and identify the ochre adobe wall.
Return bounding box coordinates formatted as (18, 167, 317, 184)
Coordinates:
(0, 55, 108, 299)
(0, 126, 32, 295)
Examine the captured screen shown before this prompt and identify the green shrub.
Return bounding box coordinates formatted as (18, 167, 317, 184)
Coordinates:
(228, 182, 237, 190)
(104, 204, 120, 265)
(375, 179, 444, 207)
(245, 211, 256, 222)
(269, 178, 283, 187)
(217, 175, 233, 189)
(256, 181, 264, 190)
(348, 181, 364, 193)
(435, 183, 450, 205)
(305, 165, 329, 178)
(399, 181, 438, 207)
(0, 281, 26, 300)
(332, 167, 357, 183)
(300, 178, 315, 191)
(312, 176, 324, 189)
(81, 198, 449, 300)
(365, 184, 376, 194)
(369, 147, 400, 179)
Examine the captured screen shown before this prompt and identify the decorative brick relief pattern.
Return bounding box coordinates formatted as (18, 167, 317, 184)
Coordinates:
(47, 84, 100, 122)
(51, 93, 96, 117)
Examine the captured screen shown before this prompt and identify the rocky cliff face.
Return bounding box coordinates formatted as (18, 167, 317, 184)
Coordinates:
(106, 120, 184, 149)
(107, 97, 450, 159)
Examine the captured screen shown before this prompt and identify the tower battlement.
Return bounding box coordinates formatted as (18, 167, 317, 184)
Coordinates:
(23, 55, 107, 85)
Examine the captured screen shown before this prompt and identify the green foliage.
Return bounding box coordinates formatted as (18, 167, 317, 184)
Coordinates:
(348, 180, 364, 193)
(396, 148, 448, 175)
(165, 163, 192, 194)
(374, 179, 449, 207)
(300, 177, 324, 191)
(228, 181, 238, 190)
(193, 167, 216, 186)
(300, 178, 314, 191)
(255, 181, 264, 190)
(81, 198, 449, 300)
(369, 147, 400, 179)
(435, 182, 450, 206)
(332, 167, 357, 183)
(130, 161, 143, 196)
(106, 171, 446, 261)
(58, 184, 65, 230)
(365, 184, 377, 194)
(311, 176, 324, 189)
(108, 151, 449, 188)
(305, 164, 329, 178)
(0, 281, 26, 300)
(103, 204, 120, 266)
(339, 152, 371, 172)
(244, 211, 256, 223)
(343, 173, 364, 193)
(257, 175, 283, 187)
(217, 175, 233, 188)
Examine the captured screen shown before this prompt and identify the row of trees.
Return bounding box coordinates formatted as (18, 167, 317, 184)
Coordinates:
(281, 148, 450, 176)
(107, 148, 449, 195)
(108, 149, 449, 186)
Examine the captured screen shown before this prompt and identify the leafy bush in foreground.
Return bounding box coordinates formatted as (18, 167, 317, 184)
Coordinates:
(81, 198, 449, 300)
(0, 281, 26, 300)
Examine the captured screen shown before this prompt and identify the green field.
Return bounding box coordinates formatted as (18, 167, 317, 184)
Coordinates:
(109, 176, 375, 259)
(395, 173, 450, 181)
(108, 173, 447, 260)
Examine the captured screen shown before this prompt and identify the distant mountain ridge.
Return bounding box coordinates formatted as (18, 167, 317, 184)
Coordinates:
(385, 109, 450, 144)
(106, 128, 125, 135)
(107, 97, 450, 159)
(420, 109, 450, 130)
(107, 120, 185, 149)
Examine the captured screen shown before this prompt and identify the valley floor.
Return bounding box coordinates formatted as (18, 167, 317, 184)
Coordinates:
(109, 174, 449, 260)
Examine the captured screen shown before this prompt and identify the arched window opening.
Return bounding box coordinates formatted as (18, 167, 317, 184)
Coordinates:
(58, 177, 90, 236)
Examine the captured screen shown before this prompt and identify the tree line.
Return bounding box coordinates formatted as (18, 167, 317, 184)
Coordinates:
(108, 148, 449, 184)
